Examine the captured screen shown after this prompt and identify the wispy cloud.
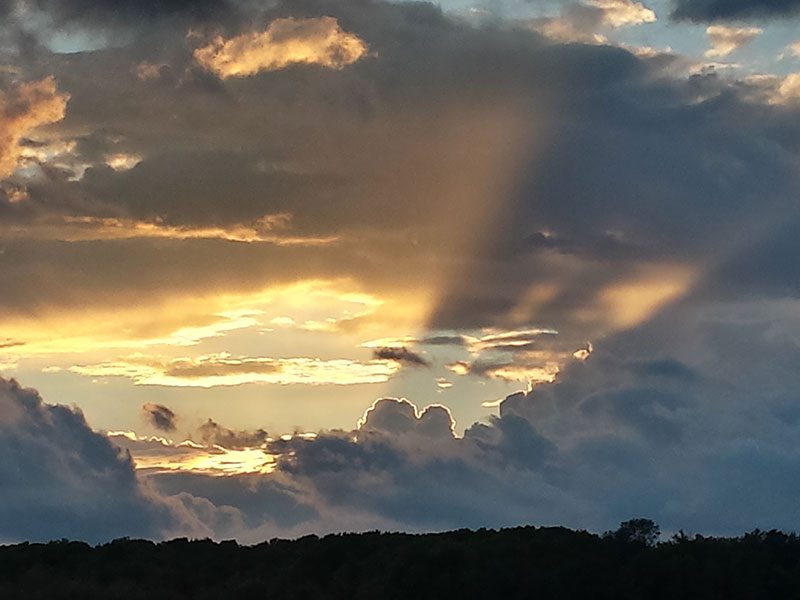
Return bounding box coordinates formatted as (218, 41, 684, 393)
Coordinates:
(70, 352, 402, 387)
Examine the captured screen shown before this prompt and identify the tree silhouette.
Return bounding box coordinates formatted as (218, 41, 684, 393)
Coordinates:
(605, 518, 661, 546)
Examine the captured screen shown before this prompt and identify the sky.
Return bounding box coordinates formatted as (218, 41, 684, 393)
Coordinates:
(2, 0, 800, 543)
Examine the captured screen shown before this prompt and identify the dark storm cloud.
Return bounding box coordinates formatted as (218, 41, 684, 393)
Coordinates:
(27, 0, 235, 26)
(672, 0, 800, 22)
(0, 378, 199, 542)
(142, 402, 177, 432)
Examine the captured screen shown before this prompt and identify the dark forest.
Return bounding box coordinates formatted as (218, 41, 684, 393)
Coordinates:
(3, 520, 800, 599)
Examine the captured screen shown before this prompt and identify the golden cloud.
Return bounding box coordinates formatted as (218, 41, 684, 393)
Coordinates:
(0, 77, 69, 180)
(194, 17, 368, 79)
(70, 352, 401, 387)
(0, 213, 338, 245)
(108, 431, 277, 476)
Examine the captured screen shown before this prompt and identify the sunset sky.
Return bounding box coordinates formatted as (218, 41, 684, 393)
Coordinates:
(3, 0, 800, 543)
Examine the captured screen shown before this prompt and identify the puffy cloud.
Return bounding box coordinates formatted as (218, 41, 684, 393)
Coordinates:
(0, 76, 68, 179)
(589, 0, 657, 27)
(775, 72, 800, 102)
(704, 25, 762, 58)
(784, 41, 800, 57)
(194, 17, 368, 78)
(0, 378, 201, 542)
(529, 0, 654, 44)
(528, 5, 609, 44)
(142, 403, 177, 432)
(672, 0, 800, 22)
(357, 398, 456, 440)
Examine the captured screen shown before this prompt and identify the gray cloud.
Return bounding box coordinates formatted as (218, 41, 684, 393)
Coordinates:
(2, 0, 800, 542)
(26, 0, 236, 27)
(672, 0, 800, 22)
(141, 403, 177, 432)
(0, 0, 797, 340)
(0, 378, 200, 542)
(372, 347, 430, 368)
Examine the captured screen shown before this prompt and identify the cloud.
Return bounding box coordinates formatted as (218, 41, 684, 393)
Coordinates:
(142, 403, 177, 432)
(3, 0, 800, 542)
(194, 17, 368, 78)
(672, 0, 800, 22)
(195, 418, 269, 449)
(0, 213, 339, 245)
(25, 0, 232, 28)
(69, 352, 402, 387)
(109, 430, 276, 476)
(589, 0, 657, 27)
(775, 73, 800, 102)
(447, 358, 562, 384)
(529, 0, 654, 44)
(704, 25, 762, 58)
(372, 346, 430, 368)
(0, 76, 68, 179)
(784, 41, 800, 58)
(0, 378, 201, 542)
(357, 398, 456, 440)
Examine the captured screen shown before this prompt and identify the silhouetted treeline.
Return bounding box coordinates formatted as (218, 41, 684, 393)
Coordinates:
(3, 520, 800, 599)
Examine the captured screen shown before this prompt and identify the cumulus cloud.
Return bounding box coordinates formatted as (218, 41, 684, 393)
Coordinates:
(672, 0, 800, 22)
(529, 0, 654, 44)
(0, 76, 68, 179)
(0, 378, 200, 542)
(774, 72, 800, 102)
(142, 402, 177, 432)
(704, 25, 762, 58)
(3, 0, 800, 543)
(589, 0, 657, 27)
(194, 17, 368, 78)
(357, 398, 456, 440)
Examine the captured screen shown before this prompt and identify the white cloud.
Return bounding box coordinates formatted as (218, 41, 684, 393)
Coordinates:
(705, 25, 762, 58)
